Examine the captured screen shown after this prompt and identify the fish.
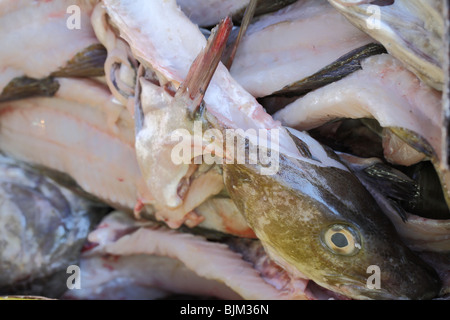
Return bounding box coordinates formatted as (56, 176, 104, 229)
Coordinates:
(0, 0, 104, 102)
(274, 54, 450, 208)
(328, 0, 445, 91)
(339, 153, 450, 253)
(0, 153, 108, 298)
(0, 0, 445, 300)
(101, 0, 442, 299)
(101, 0, 300, 228)
(176, 0, 298, 27)
(223, 127, 441, 299)
(0, 76, 254, 238)
(62, 211, 312, 300)
(228, 0, 375, 98)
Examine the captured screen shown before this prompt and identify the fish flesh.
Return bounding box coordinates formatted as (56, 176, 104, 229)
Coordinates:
(0, 0, 446, 301)
(229, 0, 375, 98)
(274, 54, 450, 205)
(176, 0, 298, 27)
(62, 211, 324, 300)
(0, 77, 144, 210)
(0, 0, 103, 99)
(100, 0, 442, 299)
(328, 0, 445, 91)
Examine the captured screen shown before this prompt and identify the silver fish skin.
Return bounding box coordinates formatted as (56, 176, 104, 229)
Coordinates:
(0, 154, 107, 298)
(328, 0, 445, 90)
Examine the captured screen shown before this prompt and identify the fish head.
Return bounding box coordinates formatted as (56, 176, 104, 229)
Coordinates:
(308, 207, 441, 300)
(223, 145, 441, 300)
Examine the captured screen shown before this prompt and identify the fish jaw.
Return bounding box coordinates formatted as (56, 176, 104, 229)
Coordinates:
(223, 146, 441, 299)
(320, 237, 441, 300)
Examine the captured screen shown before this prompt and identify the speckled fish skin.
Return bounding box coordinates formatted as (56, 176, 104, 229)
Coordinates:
(0, 154, 107, 298)
(223, 138, 441, 300)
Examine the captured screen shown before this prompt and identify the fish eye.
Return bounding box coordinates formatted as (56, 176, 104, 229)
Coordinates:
(321, 224, 361, 256)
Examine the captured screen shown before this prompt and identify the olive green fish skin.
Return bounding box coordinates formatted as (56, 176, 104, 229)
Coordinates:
(0, 76, 60, 103)
(223, 152, 441, 299)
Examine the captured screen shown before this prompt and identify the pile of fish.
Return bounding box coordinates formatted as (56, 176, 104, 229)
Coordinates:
(0, 0, 449, 300)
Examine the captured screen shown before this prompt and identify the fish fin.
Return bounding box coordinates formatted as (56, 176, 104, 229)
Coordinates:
(0, 76, 60, 103)
(176, 16, 233, 116)
(223, 0, 258, 69)
(387, 127, 435, 158)
(50, 44, 107, 78)
(270, 43, 387, 97)
(363, 162, 419, 222)
(363, 163, 419, 202)
(387, 198, 409, 223)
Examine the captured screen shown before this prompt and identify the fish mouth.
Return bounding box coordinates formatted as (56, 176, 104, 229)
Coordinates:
(323, 274, 403, 300)
(324, 267, 441, 300)
(335, 283, 406, 300)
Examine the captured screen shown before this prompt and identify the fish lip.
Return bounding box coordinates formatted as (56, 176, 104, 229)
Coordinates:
(323, 274, 409, 300)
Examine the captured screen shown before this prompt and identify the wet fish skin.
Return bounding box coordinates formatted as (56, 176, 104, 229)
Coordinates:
(339, 153, 450, 253)
(0, 155, 108, 298)
(0, 76, 60, 103)
(328, 0, 445, 90)
(223, 144, 441, 300)
(401, 162, 450, 220)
